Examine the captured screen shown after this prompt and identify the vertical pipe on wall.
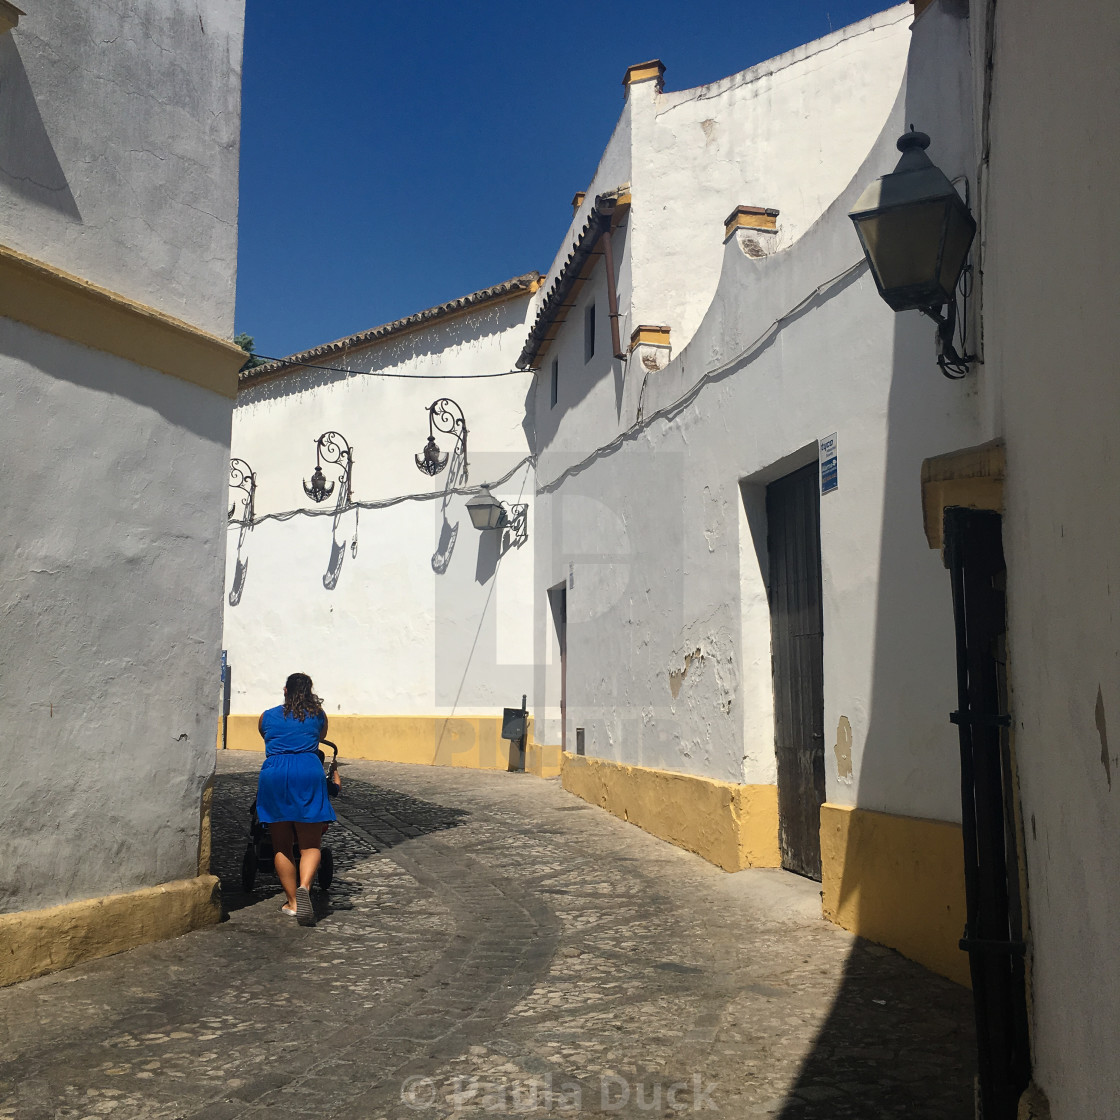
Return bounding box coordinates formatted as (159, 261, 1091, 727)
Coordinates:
(598, 216, 626, 360)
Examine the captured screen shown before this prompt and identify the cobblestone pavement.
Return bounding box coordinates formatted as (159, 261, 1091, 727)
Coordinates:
(0, 753, 976, 1119)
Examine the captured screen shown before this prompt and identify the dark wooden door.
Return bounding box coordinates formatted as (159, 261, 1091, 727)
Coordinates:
(767, 463, 826, 880)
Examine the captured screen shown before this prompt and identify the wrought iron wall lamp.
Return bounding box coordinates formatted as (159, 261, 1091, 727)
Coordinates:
(849, 129, 977, 378)
(415, 398, 468, 481)
(303, 431, 354, 504)
(466, 486, 528, 546)
(228, 458, 256, 522)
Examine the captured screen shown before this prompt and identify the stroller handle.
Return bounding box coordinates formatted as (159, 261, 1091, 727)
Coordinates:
(320, 739, 341, 799)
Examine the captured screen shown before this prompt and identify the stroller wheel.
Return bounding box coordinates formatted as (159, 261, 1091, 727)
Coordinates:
(241, 844, 258, 892)
(318, 846, 334, 891)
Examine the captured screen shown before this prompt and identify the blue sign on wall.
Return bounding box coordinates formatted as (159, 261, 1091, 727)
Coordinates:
(820, 433, 838, 494)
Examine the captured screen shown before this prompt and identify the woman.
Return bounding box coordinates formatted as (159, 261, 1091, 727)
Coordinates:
(256, 672, 334, 926)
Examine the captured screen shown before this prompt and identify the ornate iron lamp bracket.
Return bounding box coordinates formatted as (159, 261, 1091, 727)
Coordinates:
(505, 503, 529, 549)
(415, 397, 468, 482)
(229, 458, 256, 522)
(303, 431, 354, 504)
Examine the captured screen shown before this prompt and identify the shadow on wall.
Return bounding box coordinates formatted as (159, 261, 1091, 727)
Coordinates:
(432, 518, 458, 574)
(524, 245, 632, 464)
(432, 440, 467, 574)
(323, 533, 346, 590)
(473, 508, 529, 585)
(228, 521, 251, 606)
(210, 769, 470, 916)
(529, 342, 625, 462)
(0, 37, 82, 220)
(0, 300, 230, 440)
(434, 502, 528, 749)
(322, 484, 359, 591)
(474, 526, 500, 585)
(830, 8, 978, 989)
(520, 374, 539, 457)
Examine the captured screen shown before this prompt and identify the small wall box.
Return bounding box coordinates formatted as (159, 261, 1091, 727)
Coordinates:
(501, 708, 527, 742)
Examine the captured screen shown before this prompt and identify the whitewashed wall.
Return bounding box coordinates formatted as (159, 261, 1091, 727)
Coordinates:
(0, 3, 243, 913)
(0, 324, 234, 912)
(224, 295, 539, 720)
(0, 3, 243, 334)
(530, 5, 980, 829)
(528, 12, 913, 756)
(628, 6, 912, 355)
(974, 0, 1120, 1114)
(534, 9, 913, 472)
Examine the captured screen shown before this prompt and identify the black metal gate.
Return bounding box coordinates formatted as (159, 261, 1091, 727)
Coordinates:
(767, 463, 826, 880)
(943, 506, 1031, 1119)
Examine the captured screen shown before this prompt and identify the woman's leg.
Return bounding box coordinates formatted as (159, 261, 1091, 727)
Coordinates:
(269, 821, 298, 909)
(293, 822, 326, 890)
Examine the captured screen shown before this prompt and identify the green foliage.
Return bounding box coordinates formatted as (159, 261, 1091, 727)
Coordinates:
(234, 332, 267, 370)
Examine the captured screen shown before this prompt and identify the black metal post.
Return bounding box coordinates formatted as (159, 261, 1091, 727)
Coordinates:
(944, 506, 1030, 1120)
(520, 694, 528, 770)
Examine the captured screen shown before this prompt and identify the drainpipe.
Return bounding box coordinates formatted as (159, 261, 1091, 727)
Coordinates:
(598, 214, 627, 360)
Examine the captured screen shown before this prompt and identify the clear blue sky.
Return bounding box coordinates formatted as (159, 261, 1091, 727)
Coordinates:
(235, 0, 895, 360)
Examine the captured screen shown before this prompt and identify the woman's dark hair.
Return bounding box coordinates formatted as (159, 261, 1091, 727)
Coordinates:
(283, 672, 323, 722)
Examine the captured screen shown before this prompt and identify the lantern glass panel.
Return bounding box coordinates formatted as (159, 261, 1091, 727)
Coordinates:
(853, 200, 949, 310)
(467, 495, 505, 530)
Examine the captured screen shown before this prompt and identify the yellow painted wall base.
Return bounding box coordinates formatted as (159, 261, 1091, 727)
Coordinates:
(223, 713, 552, 774)
(820, 802, 969, 986)
(560, 753, 780, 872)
(525, 741, 562, 779)
(0, 875, 221, 988)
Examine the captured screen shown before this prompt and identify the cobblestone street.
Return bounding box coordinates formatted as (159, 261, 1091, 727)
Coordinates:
(0, 754, 976, 1119)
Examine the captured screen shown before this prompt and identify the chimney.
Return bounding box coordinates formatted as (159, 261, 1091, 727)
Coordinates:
(724, 206, 780, 258)
(622, 59, 665, 98)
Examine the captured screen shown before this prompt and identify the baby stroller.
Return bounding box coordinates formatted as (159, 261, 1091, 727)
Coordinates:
(241, 740, 339, 893)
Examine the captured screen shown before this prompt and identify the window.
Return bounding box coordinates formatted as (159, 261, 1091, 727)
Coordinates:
(550, 357, 559, 408)
(584, 302, 596, 362)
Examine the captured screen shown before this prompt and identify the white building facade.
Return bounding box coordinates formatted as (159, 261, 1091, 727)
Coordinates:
(0, 2, 247, 984)
(933, 0, 1120, 1115)
(523, 4, 982, 985)
(223, 275, 549, 774)
(129, 0, 1116, 1112)
(224, 5, 984, 990)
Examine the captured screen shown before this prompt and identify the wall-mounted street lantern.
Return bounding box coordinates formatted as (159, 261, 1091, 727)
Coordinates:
(415, 398, 468, 482)
(303, 431, 354, 505)
(466, 486, 528, 544)
(228, 458, 256, 522)
(849, 128, 976, 378)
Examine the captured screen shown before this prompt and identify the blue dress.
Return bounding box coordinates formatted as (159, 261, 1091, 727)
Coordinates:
(256, 706, 336, 825)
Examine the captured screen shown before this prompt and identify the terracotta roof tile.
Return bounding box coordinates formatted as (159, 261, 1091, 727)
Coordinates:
(240, 271, 542, 387)
(517, 189, 630, 371)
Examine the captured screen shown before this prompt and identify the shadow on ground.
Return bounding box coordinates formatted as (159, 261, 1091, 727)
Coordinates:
(210, 769, 469, 916)
(776, 939, 976, 1119)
